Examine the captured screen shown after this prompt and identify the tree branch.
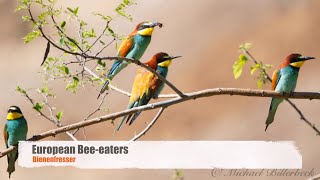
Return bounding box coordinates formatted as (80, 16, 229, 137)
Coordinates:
(83, 55, 186, 97)
(1, 88, 319, 158)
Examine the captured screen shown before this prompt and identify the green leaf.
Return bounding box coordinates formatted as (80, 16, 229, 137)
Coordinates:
(257, 79, 264, 89)
(20, 0, 32, 6)
(64, 66, 70, 74)
(239, 43, 252, 50)
(56, 64, 70, 75)
(74, 7, 79, 15)
(23, 30, 41, 44)
(41, 86, 49, 94)
(16, 86, 27, 95)
(67, 7, 74, 14)
(90, 77, 101, 81)
(93, 12, 112, 21)
(265, 64, 273, 69)
(115, 0, 135, 21)
(61, 21, 66, 28)
(107, 27, 115, 37)
(33, 102, 43, 112)
(56, 111, 63, 121)
(34, 0, 43, 4)
(69, 38, 78, 45)
(67, 7, 79, 16)
(80, 20, 87, 27)
(59, 37, 65, 46)
(66, 76, 80, 93)
(250, 64, 260, 75)
(15, 5, 27, 12)
(95, 66, 101, 71)
(97, 60, 106, 67)
(233, 54, 248, 79)
(82, 28, 96, 38)
(99, 40, 105, 45)
(38, 11, 50, 21)
(173, 169, 184, 180)
(22, 16, 31, 22)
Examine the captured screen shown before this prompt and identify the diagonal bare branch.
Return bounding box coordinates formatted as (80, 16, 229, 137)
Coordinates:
(129, 107, 165, 142)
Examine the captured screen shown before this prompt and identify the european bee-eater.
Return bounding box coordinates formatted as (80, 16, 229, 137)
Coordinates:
(97, 21, 163, 98)
(265, 54, 315, 131)
(4, 106, 28, 178)
(116, 52, 181, 131)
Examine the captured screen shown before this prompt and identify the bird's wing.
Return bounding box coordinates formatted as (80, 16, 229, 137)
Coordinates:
(129, 68, 146, 105)
(138, 71, 156, 105)
(4, 124, 9, 164)
(116, 69, 148, 130)
(117, 35, 135, 57)
(4, 124, 8, 148)
(126, 70, 157, 125)
(271, 68, 281, 91)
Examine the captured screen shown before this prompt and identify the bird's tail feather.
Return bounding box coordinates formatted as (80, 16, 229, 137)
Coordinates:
(97, 80, 110, 99)
(265, 98, 282, 131)
(116, 111, 142, 131)
(129, 112, 142, 126)
(108, 60, 122, 77)
(116, 116, 127, 131)
(7, 153, 17, 178)
(116, 103, 136, 131)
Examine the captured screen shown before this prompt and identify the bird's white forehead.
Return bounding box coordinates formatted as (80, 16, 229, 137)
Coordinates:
(9, 106, 18, 111)
(143, 22, 153, 25)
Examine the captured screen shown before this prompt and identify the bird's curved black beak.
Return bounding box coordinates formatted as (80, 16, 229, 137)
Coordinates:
(298, 56, 315, 61)
(150, 22, 163, 28)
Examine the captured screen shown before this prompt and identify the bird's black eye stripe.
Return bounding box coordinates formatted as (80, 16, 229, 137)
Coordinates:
(139, 25, 149, 30)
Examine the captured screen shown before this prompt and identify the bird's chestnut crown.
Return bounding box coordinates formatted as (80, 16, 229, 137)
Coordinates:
(286, 53, 315, 68)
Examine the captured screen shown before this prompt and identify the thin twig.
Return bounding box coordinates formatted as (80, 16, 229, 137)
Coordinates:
(72, 92, 108, 135)
(129, 107, 165, 142)
(22, 90, 78, 141)
(95, 38, 116, 57)
(85, 22, 111, 54)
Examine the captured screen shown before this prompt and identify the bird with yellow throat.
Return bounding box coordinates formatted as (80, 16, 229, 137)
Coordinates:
(116, 52, 181, 131)
(265, 54, 315, 131)
(97, 22, 163, 98)
(4, 106, 28, 178)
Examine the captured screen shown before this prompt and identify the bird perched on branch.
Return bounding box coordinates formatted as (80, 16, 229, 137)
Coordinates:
(265, 54, 315, 131)
(97, 21, 163, 98)
(4, 106, 28, 178)
(116, 52, 181, 131)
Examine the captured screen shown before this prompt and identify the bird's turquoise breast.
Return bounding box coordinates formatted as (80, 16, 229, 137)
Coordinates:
(6, 118, 28, 146)
(153, 66, 169, 98)
(126, 34, 151, 60)
(275, 66, 300, 93)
